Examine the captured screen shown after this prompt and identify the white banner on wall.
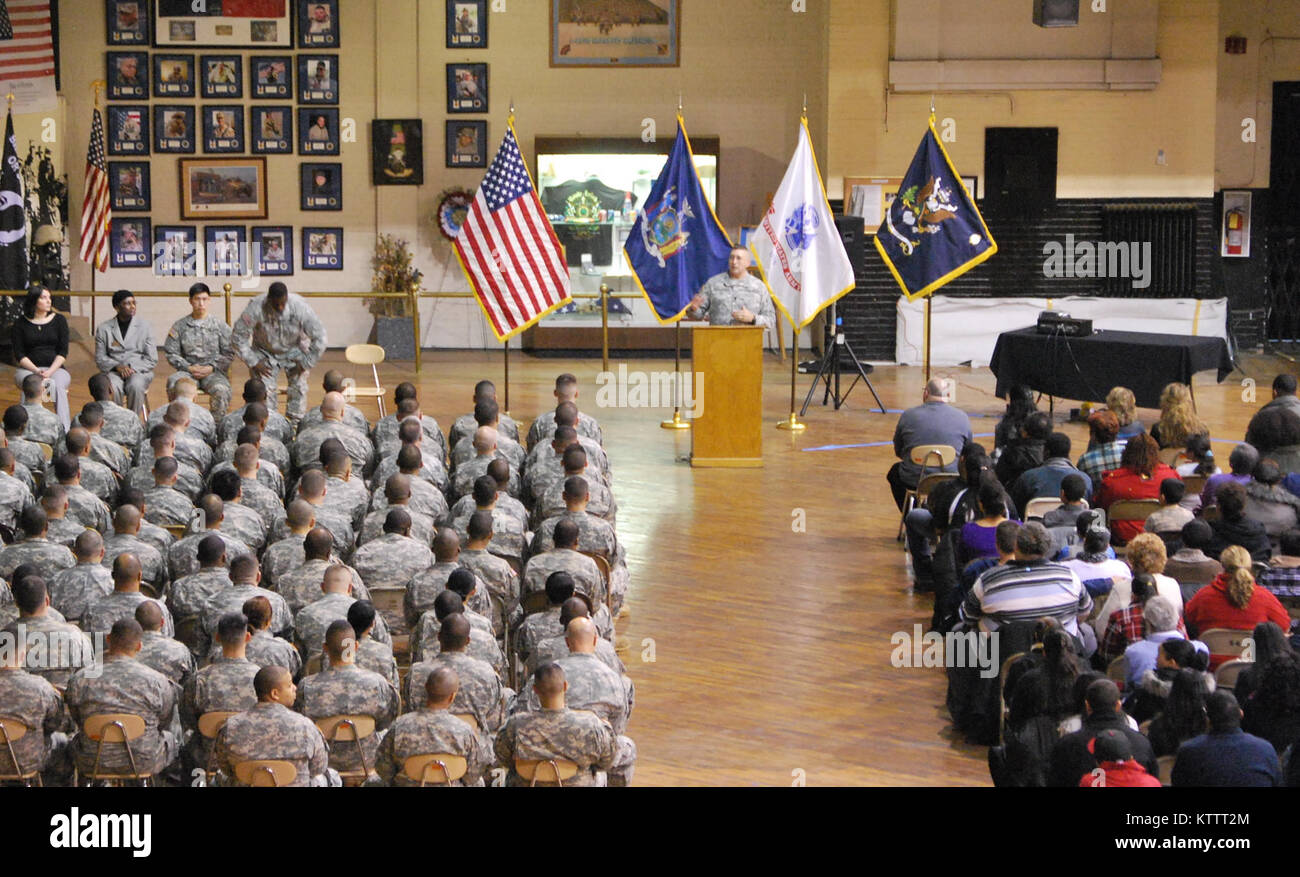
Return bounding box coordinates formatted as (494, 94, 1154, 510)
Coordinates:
(895, 295, 1230, 367)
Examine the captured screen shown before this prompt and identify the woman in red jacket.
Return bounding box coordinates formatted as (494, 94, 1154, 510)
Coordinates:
(1094, 434, 1180, 544)
(1184, 545, 1291, 670)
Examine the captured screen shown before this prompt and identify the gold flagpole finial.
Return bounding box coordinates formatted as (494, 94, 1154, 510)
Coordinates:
(91, 79, 106, 108)
(4, 93, 12, 113)
(677, 92, 683, 113)
(508, 97, 515, 127)
(801, 92, 808, 121)
(929, 94, 936, 126)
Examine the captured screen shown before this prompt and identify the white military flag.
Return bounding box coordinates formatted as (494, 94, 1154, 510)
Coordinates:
(750, 119, 855, 332)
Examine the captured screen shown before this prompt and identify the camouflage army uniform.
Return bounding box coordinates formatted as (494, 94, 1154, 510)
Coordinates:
(352, 533, 434, 596)
(0, 536, 76, 580)
(405, 653, 511, 741)
(275, 559, 368, 614)
(516, 607, 563, 671)
(96, 400, 144, 449)
(220, 405, 293, 446)
(158, 431, 212, 474)
(689, 269, 775, 327)
(84, 591, 175, 638)
(169, 568, 233, 624)
(453, 454, 520, 501)
(135, 521, 176, 560)
(320, 635, 399, 691)
(137, 630, 196, 687)
(525, 409, 602, 450)
(260, 534, 309, 589)
(66, 654, 180, 777)
(533, 510, 628, 613)
(213, 701, 329, 787)
(168, 530, 251, 581)
(529, 634, 626, 677)
(2, 615, 98, 689)
(317, 474, 366, 526)
(409, 610, 505, 678)
(206, 630, 301, 679)
(143, 486, 197, 528)
(22, 401, 64, 448)
(179, 655, 258, 771)
(45, 515, 87, 549)
(163, 314, 235, 419)
(371, 453, 449, 494)
(127, 460, 205, 502)
(377, 413, 450, 461)
(358, 506, 436, 549)
(201, 584, 292, 640)
(48, 563, 113, 625)
(238, 477, 287, 534)
(526, 435, 611, 484)
(294, 592, 391, 659)
(293, 422, 376, 477)
(102, 532, 169, 592)
(230, 292, 327, 420)
(214, 434, 290, 476)
(62, 484, 112, 534)
(451, 411, 518, 449)
(301, 402, 369, 436)
(0, 666, 65, 773)
(10, 460, 36, 498)
(454, 511, 529, 571)
(147, 398, 219, 448)
(536, 473, 617, 527)
(375, 707, 490, 787)
(405, 561, 489, 629)
(87, 433, 130, 476)
(450, 490, 528, 531)
(209, 459, 285, 501)
(451, 433, 526, 474)
(522, 451, 566, 507)
(295, 663, 399, 774)
(495, 707, 616, 787)
(377, 477, 451, 526)
(269, 505, 353, 559)
(7, 435, 46, 480)
(523, 548, 604, 608)
(202, 501, 269, 553)
(377, 433, 447, 469)
(457, 547, 522, 636)
(0, 470, 33, 531)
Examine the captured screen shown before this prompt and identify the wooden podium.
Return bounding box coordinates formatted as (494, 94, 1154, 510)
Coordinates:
(690, 325, 763, 468)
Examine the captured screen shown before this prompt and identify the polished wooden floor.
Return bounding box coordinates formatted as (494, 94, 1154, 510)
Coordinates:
(6, 322, 1281, 786)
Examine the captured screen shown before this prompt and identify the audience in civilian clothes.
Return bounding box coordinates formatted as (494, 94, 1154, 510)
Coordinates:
(1171, 690, 1282, 787)
(1202, 443, 1257, 508)
(1123, 637, 1210, 726)
(1244, 459, 1300, 552)
(1076, 410, 1126, 491)
(1011, 432, 1092, 515)
(1150, 382, 1209, 451)
(992, 385, 1038, 462)
(887, 378, 973, 512)
(1107, 387, 1147, 443)
(1092, 533, 1183, 642)
(1257, 529, 1300, 599)
(1063, 528, 1129, 600)
(957, 480, 1010, 567)
(1241, 652, 1300, 754)
(1048, 679, 1157, 787)
(1144, 479, 1194, 537)
(1041, 474, 1091, 531)
(1184, 545, 1290, 670)
(1163, 519, 1224, 603)
(1245, 406, 1300, 476)
(1206, 482, 1272, 563)
(1145, 667, 1212, 757)
(995, 410, 1051, 491)
(1123, 596, 1206, 690)
(1094, 434, 1179, 545)
(1098, 572, 1187, 665)
(1232, 621, 1292, 705)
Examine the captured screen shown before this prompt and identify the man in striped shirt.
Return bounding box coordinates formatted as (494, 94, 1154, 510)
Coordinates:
(960, 521, 1093, 644)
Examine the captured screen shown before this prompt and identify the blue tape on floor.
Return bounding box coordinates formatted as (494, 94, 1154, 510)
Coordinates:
(802, 432, 995, 452)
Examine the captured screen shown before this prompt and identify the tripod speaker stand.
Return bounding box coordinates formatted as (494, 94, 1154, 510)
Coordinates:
(798, 301, 885, 415)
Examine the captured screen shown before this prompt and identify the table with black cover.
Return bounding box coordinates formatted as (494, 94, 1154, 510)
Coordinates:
(989, 326, 1234, 409)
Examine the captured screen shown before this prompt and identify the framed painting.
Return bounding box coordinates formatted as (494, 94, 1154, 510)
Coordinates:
(107, 51, 149, 100)
(550, 0, 679, 67)
(298, 54, 338, 104)
(300, 162, 342, 209)
(298, 108, 339, 155)
(179, 157, 268, 220)
(202, 105, 245, 153)
(153, 105, 196, 153)
(445, 120, 485, 169)
(371, 120, 423, 186)
(106, 105, 149, 155)
(446, 62, 487, 114)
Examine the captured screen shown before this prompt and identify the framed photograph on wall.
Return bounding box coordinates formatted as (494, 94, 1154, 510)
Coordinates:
(446, 0, 487, 48)
(446, 120, 486, 168)
(107, 52, 148, 100)
(251, 226, 294, 276)
(107, 106, 149, 155)
(446, 63, 487, 114)
(106, 0, 150, 45)
(371, 119, 423, 186)
(204, 225, 247, 276)
(302, 227, 343, 270)
(153, 225, 200, 276)
(250, 55, 292, 99)
(250, 106, 292, 154)
(153, 105, 195, 153)
(298, 55, 338, 103)
(179, 157, 268, 220)
(151, 54, 194, 98)
(298, 108, 339, 155)
(1222, 191, 1252, 258)
(550, 0, 680, 67)
(108, 162, 151, 211)
(298, 0, 339, 48)
(109, 217, 151, 268)
(153, 0, 292, 48)
(202, 106, 245, 153)
(300, 162, 342, 210)
(201, 55, 243, 98)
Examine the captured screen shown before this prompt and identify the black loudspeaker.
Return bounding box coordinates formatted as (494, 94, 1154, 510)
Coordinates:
(983, 127, 1058, 213)
(834, 214, 865, 271)
(1034, 0, 1079, 27)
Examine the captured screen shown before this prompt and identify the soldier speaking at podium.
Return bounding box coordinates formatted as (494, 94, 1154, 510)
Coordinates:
(686, 246, 774, 328)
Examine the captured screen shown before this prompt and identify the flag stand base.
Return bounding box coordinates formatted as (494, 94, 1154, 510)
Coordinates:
(777, 413, 806, 432)
(660, 410, 691, 430)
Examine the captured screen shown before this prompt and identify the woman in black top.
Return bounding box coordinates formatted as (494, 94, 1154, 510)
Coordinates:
(12, 285, 71, 428)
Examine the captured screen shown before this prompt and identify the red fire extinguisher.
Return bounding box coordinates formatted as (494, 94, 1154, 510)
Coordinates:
(1225, 207, 1245, 255)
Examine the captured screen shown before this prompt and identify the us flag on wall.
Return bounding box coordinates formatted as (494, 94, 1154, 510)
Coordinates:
(0, 0, 56, 114)
(452, 123, 571, 342)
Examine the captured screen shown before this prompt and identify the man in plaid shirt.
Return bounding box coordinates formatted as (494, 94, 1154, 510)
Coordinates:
(1076, 410, 1126, 494)
(1098, 572, 1187, 664)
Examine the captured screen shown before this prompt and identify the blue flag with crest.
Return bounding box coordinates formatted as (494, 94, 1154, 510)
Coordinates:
(624, 117, 732, 323)
(874, 120, 996, 300)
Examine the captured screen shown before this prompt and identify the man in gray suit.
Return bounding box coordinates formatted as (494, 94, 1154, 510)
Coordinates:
(95, 290, 157, 417)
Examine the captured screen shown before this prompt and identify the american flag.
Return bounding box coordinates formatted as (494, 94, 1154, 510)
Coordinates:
(453, 125, 570, 341)
(0, 1, 56, 108)
(79, 108, 111, 272)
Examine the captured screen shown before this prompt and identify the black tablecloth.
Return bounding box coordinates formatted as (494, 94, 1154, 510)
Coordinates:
(989, 327, 1234, 409)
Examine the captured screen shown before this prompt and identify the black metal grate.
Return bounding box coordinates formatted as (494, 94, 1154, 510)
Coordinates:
(1099, 204, 1198, 297)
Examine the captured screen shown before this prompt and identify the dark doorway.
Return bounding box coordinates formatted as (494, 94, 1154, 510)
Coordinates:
(1266, 81, 1300, 343)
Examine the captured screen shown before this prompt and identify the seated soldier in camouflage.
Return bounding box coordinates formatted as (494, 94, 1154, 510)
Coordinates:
(200, 554, 292, 648)
(528, 596, 625, 677)
(169, 533, 234, 637)
(51, 454, 112, 534)
(42, 486, 88, 548)
(19, 372, 64, 448)
(214, 665, 332, 787)
(64, 428, 116, 506)
(84, 553, 175, 638)
(525, 373, 603, 450)
(450, 458, 527, 530)
(76, 402, 130, 478)
(4, 405, 47, 480)
(208, 469, 270, 552)
(299, 370, 370, 435)
(0, 448, 34, 534)
(231, 443, 287, 535)
(409, 586, 503, 676)
(316, 600, 399, 690)
(0, 505, 76, 581)
(372, 445, 449, 524)
(449, 379, 518, 448)
(206, 596, 301, 680)
(163, 283, 235, 420)
(0, 620, 67, 779)
(147, 377, 219, 447)
(294, 565, 391, 662)
(220, 378, 292, 446)
(357, 475, 435, 548)
(450, 398, 525, 472)
(87, 373, 143, 449)
(376, 666, 491, 787)
(102, 505, 169, 595)
(457, 510, 522, 636)
(117, 487, 176, 560)
(48, 530, 113, 626)
(454, 478, 528, 570)
(143, 456, 197, 528)
(496, 661, 617, 786)
(181, 611, 259, 775)
(134, 601, 195, 690)
(404, 615, 510, 751)
(127, 426, 205, 501)
(168, 496, 252, 582)
(318, 440, 369, 529)
(3, 574, 96, 689)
